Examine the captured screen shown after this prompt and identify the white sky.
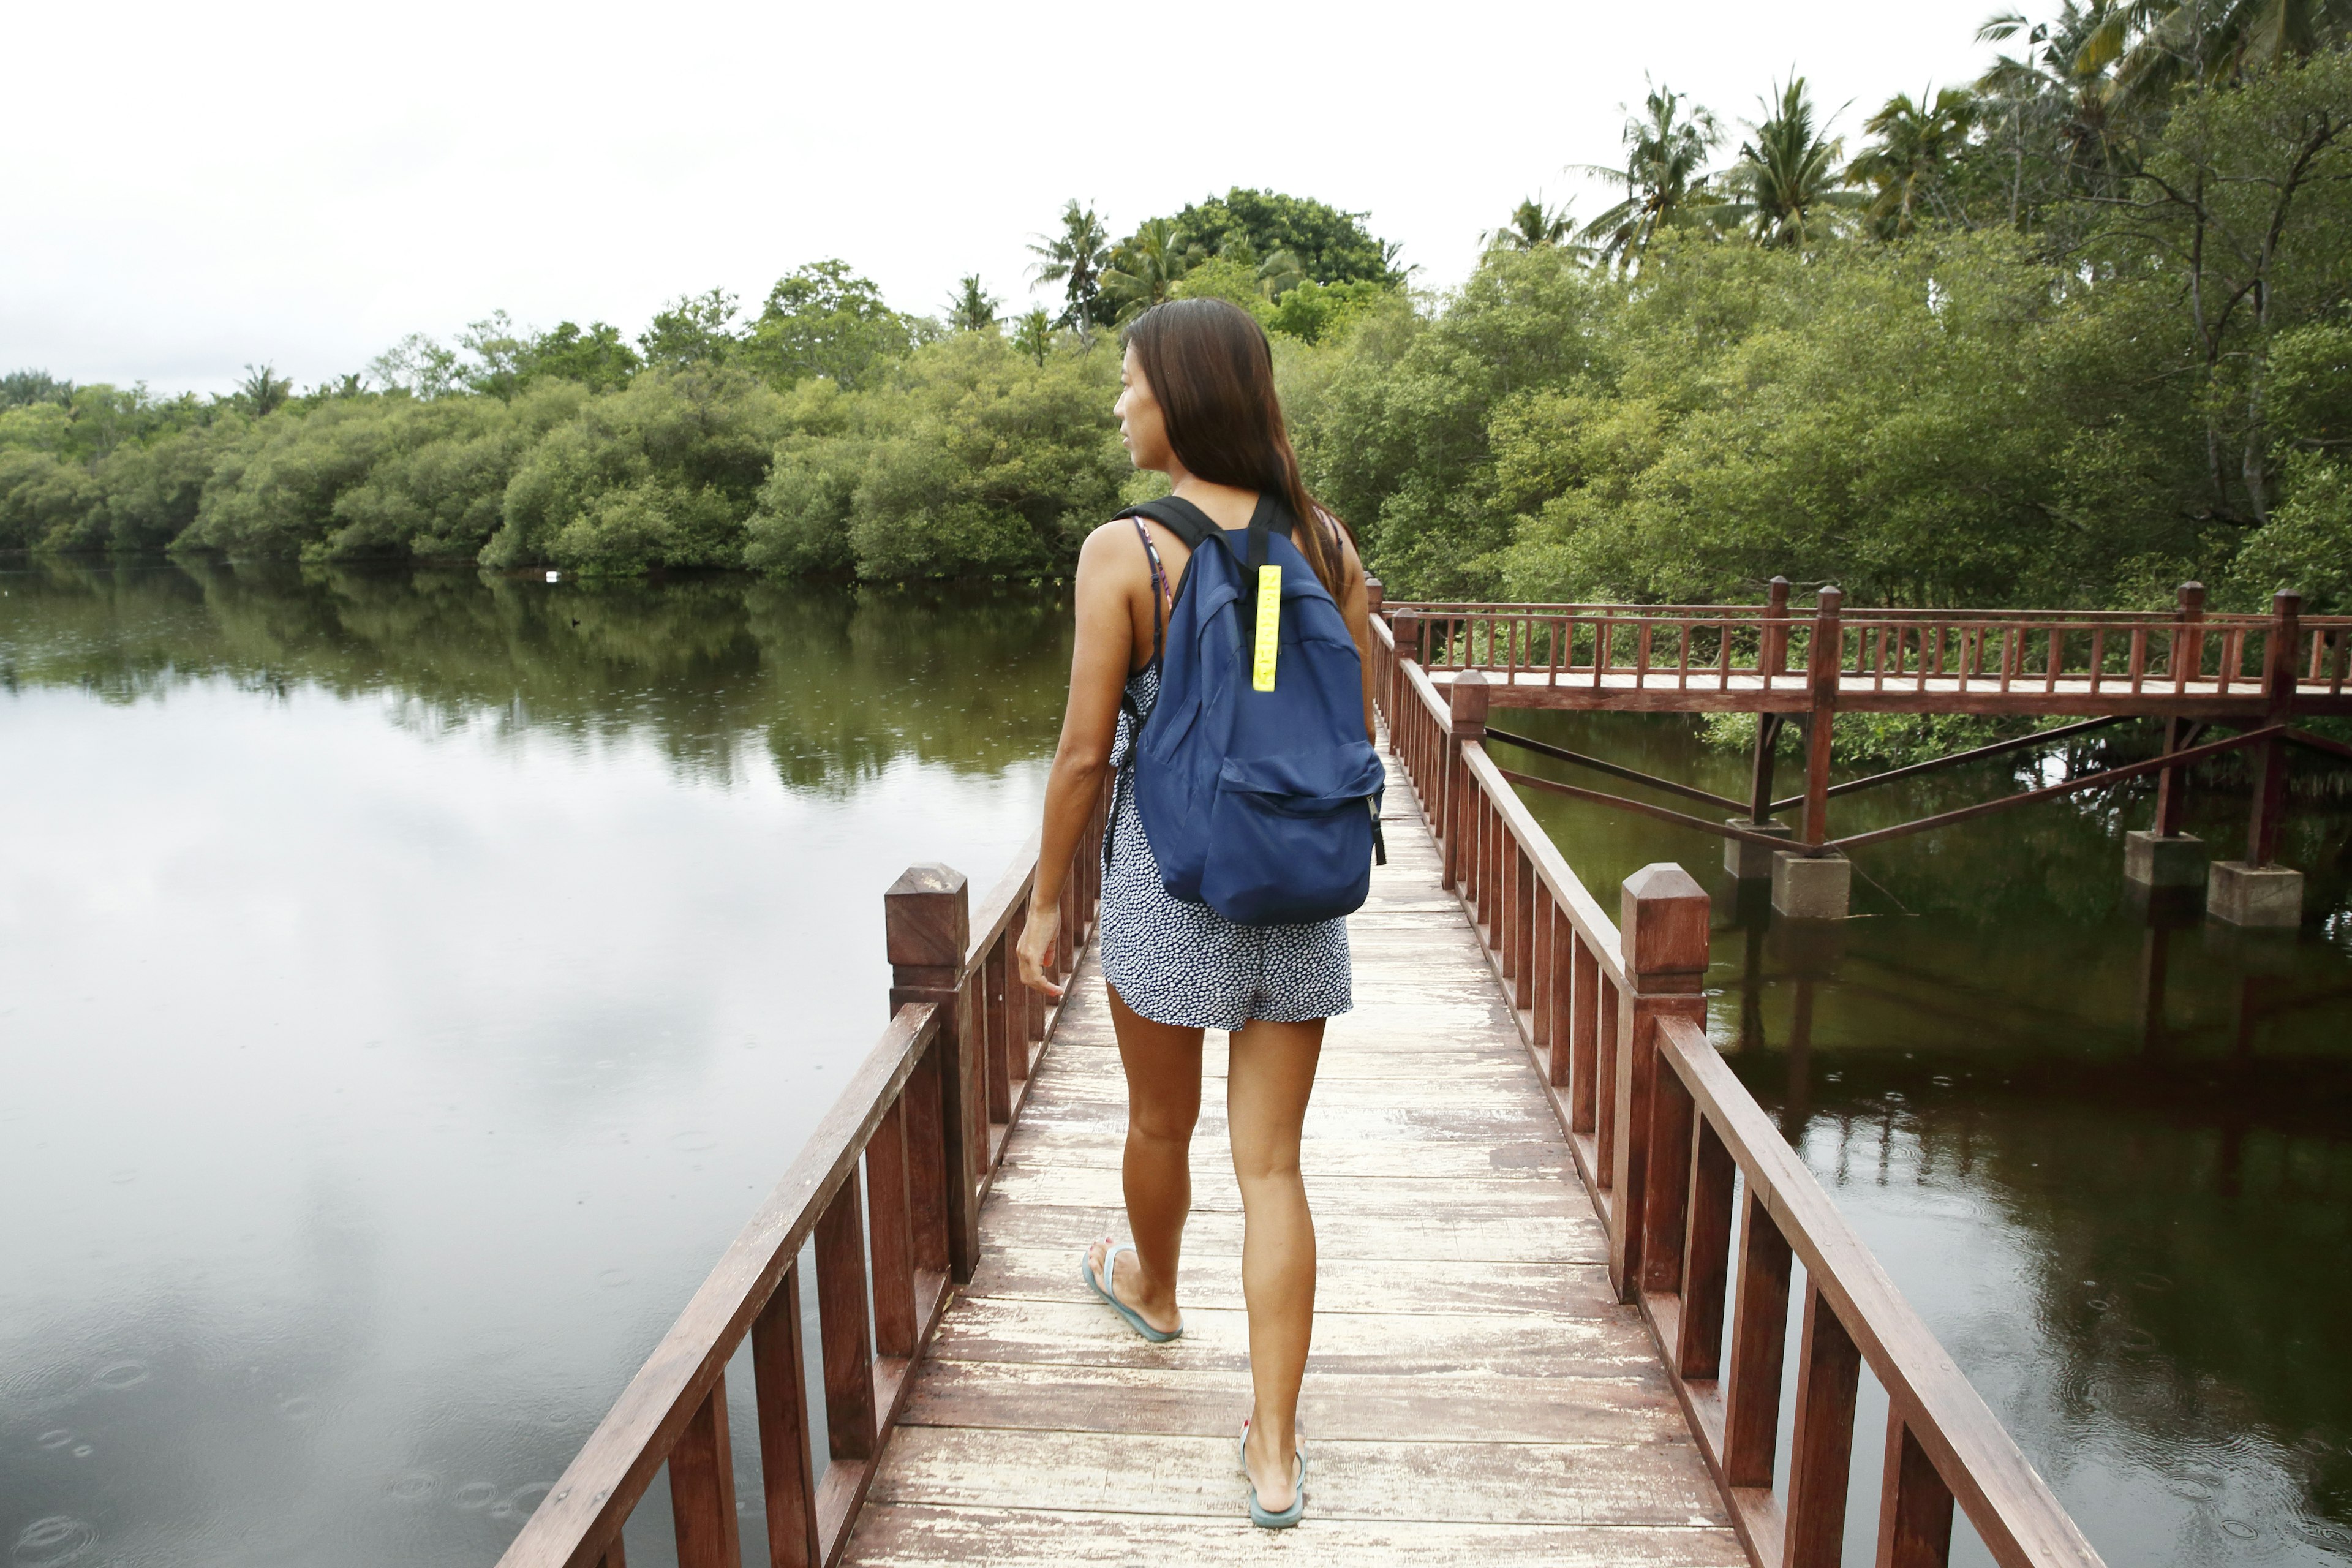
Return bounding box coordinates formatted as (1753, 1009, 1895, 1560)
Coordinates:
(5, 0, 2009, 394)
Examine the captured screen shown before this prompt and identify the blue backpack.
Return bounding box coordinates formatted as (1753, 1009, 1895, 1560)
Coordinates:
(1113, 494, 1385, 926)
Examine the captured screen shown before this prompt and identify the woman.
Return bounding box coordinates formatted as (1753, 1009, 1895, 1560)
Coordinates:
(1015, 297, 1376, 1530)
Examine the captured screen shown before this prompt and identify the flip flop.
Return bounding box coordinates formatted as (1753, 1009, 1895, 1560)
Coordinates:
(1240, 1415, 1307, 1529)
(1080, 1237, 1181, 1343)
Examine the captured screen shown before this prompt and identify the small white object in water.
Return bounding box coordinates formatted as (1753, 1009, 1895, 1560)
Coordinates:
(545, 570, 560, 583)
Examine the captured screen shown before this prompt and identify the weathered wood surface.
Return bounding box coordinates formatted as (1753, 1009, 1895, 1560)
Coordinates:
(840, 751, 1740, 1565)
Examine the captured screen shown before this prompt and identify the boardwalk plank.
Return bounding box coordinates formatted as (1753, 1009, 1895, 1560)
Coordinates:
(867, 1427, 1726, 1526)
(844, 1504, 1746, 1566)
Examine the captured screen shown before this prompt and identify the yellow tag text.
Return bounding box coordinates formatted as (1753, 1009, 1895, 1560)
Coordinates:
(1252, 565, 1281, 692)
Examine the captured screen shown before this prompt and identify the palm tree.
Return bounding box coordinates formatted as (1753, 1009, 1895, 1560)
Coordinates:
(945, 275, 1000, 332)
(1483, 197, 1581, 252)
(1977, 7, 2133, 227)
(1099, 219, 1199, 322)
(1849, 86, 1979, 237)
(1026, 201, 1114, 332)
(1011, 307, 1055, 367)
(2077, 0, 2352, 105)
(1575, 83, 1722, 270)
(1711, 76, 1865, 247)
(239, 363, 292, 416)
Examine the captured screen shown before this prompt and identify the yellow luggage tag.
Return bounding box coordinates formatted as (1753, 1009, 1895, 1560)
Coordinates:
(1253, 565, 1281, 690)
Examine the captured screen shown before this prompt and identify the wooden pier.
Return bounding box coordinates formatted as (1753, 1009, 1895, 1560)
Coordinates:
(496, 590, 2113, 1568)
(837, 745, 1739, 1564)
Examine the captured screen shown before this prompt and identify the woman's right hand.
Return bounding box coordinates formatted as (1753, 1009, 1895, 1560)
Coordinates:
(1016, 899, 1065, 999)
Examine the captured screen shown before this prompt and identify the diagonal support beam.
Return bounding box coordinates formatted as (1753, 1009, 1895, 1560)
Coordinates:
(1486, 726, 1750, 815)
(1768, 715, 2129, 814)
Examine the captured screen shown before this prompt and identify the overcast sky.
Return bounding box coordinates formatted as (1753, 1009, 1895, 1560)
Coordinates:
(6, 0, 2012, 395)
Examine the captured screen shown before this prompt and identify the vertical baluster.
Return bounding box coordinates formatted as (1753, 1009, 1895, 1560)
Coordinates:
(1872, 627, 1888, 692)
(2045, 627, 2062, 693)
(865, 1092, 919, 1359)
(903, 1040, 949, 1276)
(1570, 937, 1600, 1131)
(816, 1178, 877, 1461)
(1546, 902, 1575, 1087)
(1445, 673, 1488, 892)
(1513, 848, 1536, 1011)
(993, 933, 1026, 1090)
(1717, 617, 1733, 687)
(1876, 1412, 1958, 1568)
(598, 1537, 629, 1568)
(1640, 1053, 1696, 1295)
(1596, 617, 1612, 688)
(1784, 1287, 1864, 1568)
(1611, 865, 1711, 1300)
(1637, 620, 1653, 686)
(668, 1375, 741, 1568)
(1550, 616, 1565, 686)
(1677, 1115, 1735, 1378)
(752, 1265, 821, 1568)
(1594, 972, 1620, 1186)
(981, 925, 1011, 1125)
(2090, 627, 2105, 692)
(1722, 1192, 1793, 1489)
(2128, 627, 2147, 692)
(886, 866, 976, 1281)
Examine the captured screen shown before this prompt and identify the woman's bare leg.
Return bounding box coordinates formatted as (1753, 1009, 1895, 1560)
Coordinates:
(1088, 985, 1202, 1336)
(1228, 1016, 1324, 1511)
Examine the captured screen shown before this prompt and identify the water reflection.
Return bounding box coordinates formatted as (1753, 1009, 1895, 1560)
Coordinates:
(0, 560, 1069, 1567)
(1504, 708, 2352, 1568)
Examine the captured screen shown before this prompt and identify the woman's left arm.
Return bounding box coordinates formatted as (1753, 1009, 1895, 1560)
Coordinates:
(1016, 525, 1140, 998)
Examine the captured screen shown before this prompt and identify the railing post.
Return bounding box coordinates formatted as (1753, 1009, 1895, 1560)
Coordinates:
(886, 865, 978, 1281)
(2246, 589, 2301, 866)
(1365, 576, 1384, 614)
(1763, 575, 1792, 682)
(2169, 579, 2207, 693)
(1802, 586, 1842, 847)
(1610, 863, 1710, 1302)
(1444, 671, 1489, 892)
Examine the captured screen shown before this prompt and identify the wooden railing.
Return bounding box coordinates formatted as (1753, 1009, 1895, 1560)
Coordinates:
(497, 786, 1110, 1568)
(1373, 611, 2105, 1568)
(1387, 581, 2352, 709)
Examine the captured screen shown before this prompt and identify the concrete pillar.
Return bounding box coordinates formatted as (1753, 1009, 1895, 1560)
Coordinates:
(2207, 861, 2303, 928)
(2124, 829, 2208, 889)
(1725, 818, 1795, 880)
(1771, 851, 1852, 919)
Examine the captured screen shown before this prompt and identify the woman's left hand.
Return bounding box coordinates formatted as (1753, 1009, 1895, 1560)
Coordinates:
(1016, 900, 1065, 998)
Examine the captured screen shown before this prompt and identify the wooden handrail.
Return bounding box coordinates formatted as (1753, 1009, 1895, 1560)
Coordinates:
(500, 783, 1112, 1568)
(1379, 619, 2105, 1568)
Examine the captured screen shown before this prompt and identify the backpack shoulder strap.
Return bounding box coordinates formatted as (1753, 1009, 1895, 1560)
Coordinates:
(1113, 497, 1218, 552)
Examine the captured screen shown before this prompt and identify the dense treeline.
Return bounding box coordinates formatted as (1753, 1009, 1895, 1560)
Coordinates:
(7, 10, 2351, 612)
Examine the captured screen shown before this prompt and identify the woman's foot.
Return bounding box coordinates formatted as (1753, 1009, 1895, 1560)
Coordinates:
(1241, 1414, 1303, 1517)
(1085, 1235, 1182, 1338)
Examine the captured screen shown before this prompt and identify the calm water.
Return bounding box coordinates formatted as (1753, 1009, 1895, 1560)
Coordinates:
(3, 562, 2348, 1567)
(0, 560, 1069, 1567)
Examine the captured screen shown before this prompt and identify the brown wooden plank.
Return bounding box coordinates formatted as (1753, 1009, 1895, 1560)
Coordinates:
(925, 1297, 1655, 1378)
(665, 1378, 741, 1568)
(750, 1271, 821, 1568)
(983, 1164, 1594, 1219)
(995, 1127, 1573, 1180)
(974, 1200, 1605, 1264)
(867, 1427, 1725, 1526)
(897, 1360, 1691, 1445)
(963, 1245, 1615, 1319)
(843, 1503, 1747, 1567)
(817, 1178, 878, 1461)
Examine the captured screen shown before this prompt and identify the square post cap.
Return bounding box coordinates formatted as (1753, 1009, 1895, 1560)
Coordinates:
(1621, 862, 1710, 984)
(884, 864, 970, 968)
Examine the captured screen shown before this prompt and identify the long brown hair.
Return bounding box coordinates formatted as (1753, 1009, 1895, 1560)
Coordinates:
(1123, 298, 1350, 600)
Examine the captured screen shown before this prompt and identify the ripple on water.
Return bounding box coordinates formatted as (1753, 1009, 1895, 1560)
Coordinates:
(12, 1516, 95, 1568)
(92, 1359, 149, 1391)
(388, 1470, 440, 1502)
(34, 1431, 72, 1452)
(597, 1268, 630, 1289)
(277, 1395, 317, 1422)
(454, 1481, 499, 1510)
(669, 1130, 719, 1153)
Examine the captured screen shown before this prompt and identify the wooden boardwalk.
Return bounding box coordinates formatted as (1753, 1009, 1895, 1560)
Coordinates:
(839, 752, 1742, 1566)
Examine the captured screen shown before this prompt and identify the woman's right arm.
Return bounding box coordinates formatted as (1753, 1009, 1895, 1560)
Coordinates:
(1016, 522, 1143, 997)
